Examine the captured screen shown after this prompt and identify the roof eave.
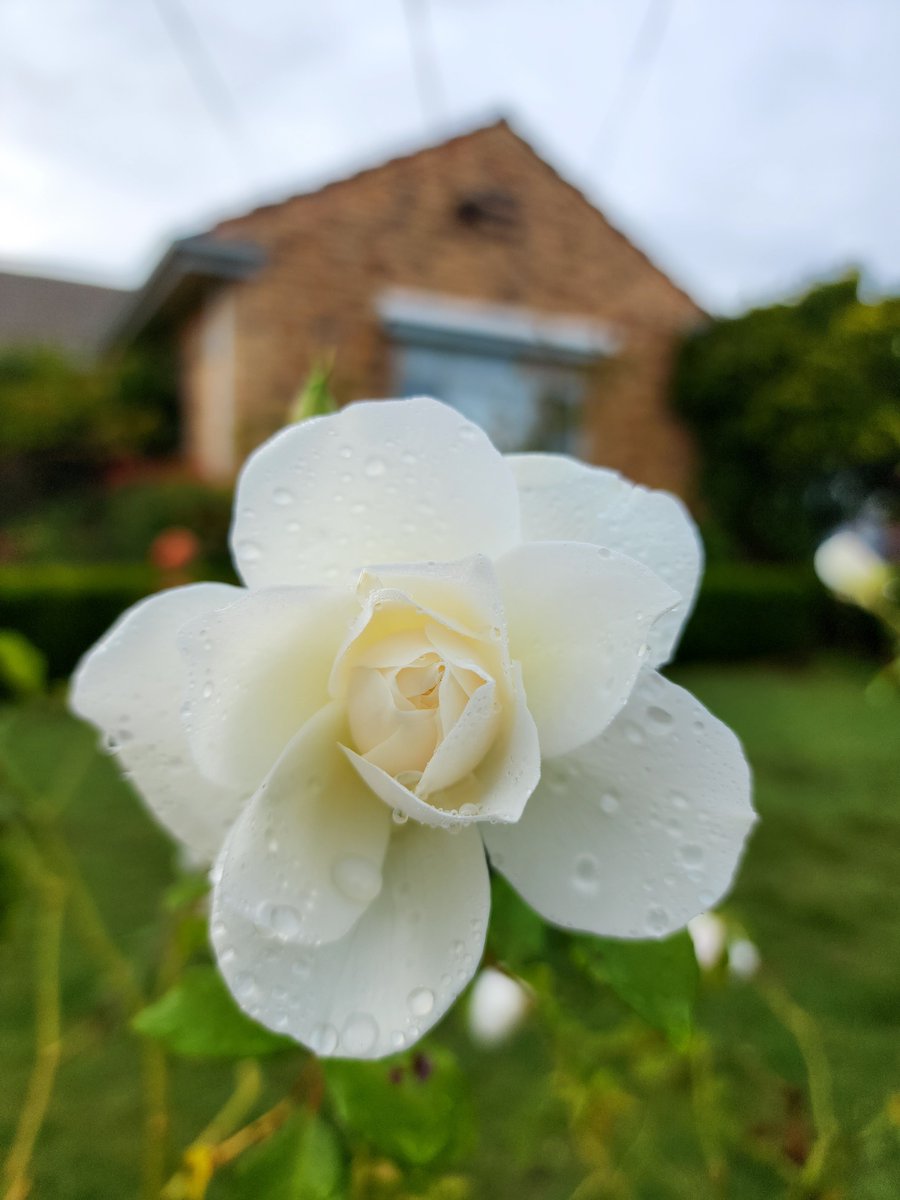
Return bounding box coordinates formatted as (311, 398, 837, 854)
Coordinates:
(107, 235, 265, 349)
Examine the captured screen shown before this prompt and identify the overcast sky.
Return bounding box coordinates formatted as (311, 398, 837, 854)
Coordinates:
(1, 0, 898, 314)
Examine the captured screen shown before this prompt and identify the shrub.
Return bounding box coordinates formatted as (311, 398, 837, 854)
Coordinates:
(0, 564, 155, 679)
(676, 563, 883, 663)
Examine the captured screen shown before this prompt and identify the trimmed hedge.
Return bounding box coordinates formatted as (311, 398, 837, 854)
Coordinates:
(0, 564, 156, 680)
(0, 560, 886, 683)
(676, 563, 883, 663)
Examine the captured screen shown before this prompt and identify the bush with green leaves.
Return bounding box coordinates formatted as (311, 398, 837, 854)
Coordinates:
(674, 274, 900, 562)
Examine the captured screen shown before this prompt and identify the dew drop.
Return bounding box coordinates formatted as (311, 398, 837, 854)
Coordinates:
(669, 790, 688, 810)
(270, 904, 302, 940)
(332, 855, 383, 904)
(202, 682, 213, 700)
(459, 802, 480, 818)
(310, 1023, 339, 1054)
(623, 721, 645, 745)
(407, 987, 435, 1017)
(392, 808, 409, 825)
(573, 853, 600, 893)
(238, 540, 261, 563)
(338, 445, 353, 459)
(679, 843, 705, 867)
(272, 487, 294, 506)
(342, 1013, 379, 1055)
(598, 790, 620, 815)
(234, 971, 258, 1001)
(646, 905, 669, 934)
(646, 705, 674, 733)
(364, 455, 387, 478)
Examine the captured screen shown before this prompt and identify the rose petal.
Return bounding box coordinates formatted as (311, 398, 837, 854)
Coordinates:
(344, 663, 540, 827)
(210, 822, 490, 1058)
(179, 585, 358, 792)
(70, 583, 245, 861)
(495, 541, 680, 757)
(508, 454, 703, 666)
(482, 670, 755, 939)
(359, 555, 507, 643)
(213, 704, 392, 946)
(231, 398, 521, 588)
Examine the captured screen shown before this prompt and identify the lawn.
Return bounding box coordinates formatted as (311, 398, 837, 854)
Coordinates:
(1, 657, 898, 1198)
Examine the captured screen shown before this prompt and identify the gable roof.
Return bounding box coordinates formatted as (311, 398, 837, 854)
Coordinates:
(119, 118, 701, 341)
(0, 268, 129, 358)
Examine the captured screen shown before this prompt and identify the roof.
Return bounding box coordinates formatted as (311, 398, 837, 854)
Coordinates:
(0, 269, 129, 358)
(121, 118, 702, 341)
(109, 235, 266, 346)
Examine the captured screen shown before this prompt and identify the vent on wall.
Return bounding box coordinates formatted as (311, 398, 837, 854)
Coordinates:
(454, 190, 520, 233)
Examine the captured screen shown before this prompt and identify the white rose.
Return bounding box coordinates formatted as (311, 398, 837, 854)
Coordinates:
(814, 529, 889, 608)
(71, 397, 754, 1059)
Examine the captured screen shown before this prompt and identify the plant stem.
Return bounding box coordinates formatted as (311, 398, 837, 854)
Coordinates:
(1, 846, 66, 1200)
(194, 1060, 263, 1149)
(21, 821, 170, 1199)
(758, 976, 838, 1192)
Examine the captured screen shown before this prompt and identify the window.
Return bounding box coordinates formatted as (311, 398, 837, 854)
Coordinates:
(379, 290, 616, 456)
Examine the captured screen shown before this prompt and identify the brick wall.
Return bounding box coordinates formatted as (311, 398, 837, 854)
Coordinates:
(183, 122, 703, 500)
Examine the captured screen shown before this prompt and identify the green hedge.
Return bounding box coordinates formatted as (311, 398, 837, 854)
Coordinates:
(0, 564, 156, 680)
(0, 560, 886, 684)
(676, 563, 883, 663)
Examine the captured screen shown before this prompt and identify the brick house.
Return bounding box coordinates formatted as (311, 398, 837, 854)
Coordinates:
(118, 120, 704, 499)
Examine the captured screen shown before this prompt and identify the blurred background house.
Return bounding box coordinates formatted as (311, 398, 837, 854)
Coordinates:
(115, 120, 702, 494)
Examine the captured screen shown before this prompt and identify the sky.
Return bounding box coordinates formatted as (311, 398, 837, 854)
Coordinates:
(1, 0, 898, 314)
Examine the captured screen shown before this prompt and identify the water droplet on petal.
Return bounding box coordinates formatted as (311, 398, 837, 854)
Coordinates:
(272, 487, 294, 506)
(573, 853, 600, 893)
(238, 540, 261, 563)
(364, 456, 387, 478)
(407, 987, 435, 1017)
(623, 721, 645, 745)
(270, 905, 302, 940)
(332, 856, 382, 904)
(646, 905, 669, 934)
(679, 843, 704, 867)
(598, 791, 620, 815)
(342, 1013, 379, 1055)
(392, 808, 409, 825)
(646, 705, 674, 733)
(234, 971, 258, 1001)
(310, 1023, 339, 1054)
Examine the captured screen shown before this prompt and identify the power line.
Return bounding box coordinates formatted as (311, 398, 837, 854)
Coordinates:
(589, 0, 673, 168)
(149, 0, 247, 160)
(401, 0, 445, 133)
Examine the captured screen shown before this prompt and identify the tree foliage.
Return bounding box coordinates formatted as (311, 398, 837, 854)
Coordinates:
(0, 344, 176, 464)
(674, 275, 900, 561)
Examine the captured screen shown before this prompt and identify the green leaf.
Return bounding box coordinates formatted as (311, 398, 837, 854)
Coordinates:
(226, 1112, 345, 1200)
(324, 1047, 473, 1168)
(132, 965, 295, 1059)
(289, 358, 337, 424)
(162, 870, 210, 912)
(487, 873, 547, 969)
(0, 629, 46, 698)
(572, 930, 699, 1047)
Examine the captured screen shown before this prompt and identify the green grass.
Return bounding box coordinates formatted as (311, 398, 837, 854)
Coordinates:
(1, 657, 899, 1197)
